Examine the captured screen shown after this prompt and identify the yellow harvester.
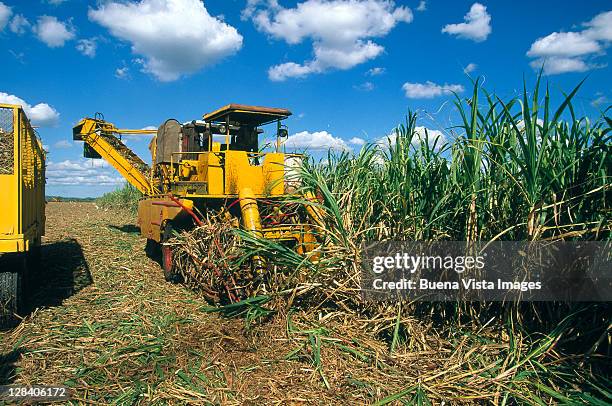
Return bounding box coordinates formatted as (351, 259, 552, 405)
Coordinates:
(73, 104, 320, 282)
(0, 104, 46, 326)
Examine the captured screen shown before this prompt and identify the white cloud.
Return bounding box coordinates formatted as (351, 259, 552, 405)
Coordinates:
(284, 130, 350, 151)
(527, 32, 600, 58)
(591, 93, 609, 107)
(402, 81, 464, 99)
(530, 57, 591, 75)
(46, 159, 126, 186)
(115, 67, 129, 79)
(76, 38, 97, 58)
(354, 81, 375, 91)
(268, 62, 314, 81)
(416, 1, 426, 12)
(348, 137, 366, 145)
(584, 10, 612, 41)
(0, 2, 11, 31)
(463, 63, 477, 74)
(248, 0, 412, 81)
(34, 15, 75, 48)
(377, 126, 446, 149)
(53, 140, 73, 149)
(526, 11, 612, 75)
(366, 67, 385, 76)
(0, 92, 60, 127)
(9, 14, 30, 35)
(241, 0, 267, 21)
(89, 0, 243, 82)
(442, 3, 491, 42)
(414, 126, 446, 146)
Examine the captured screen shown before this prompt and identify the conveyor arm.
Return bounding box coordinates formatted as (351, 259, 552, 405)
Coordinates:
(73, 118, 157, 195)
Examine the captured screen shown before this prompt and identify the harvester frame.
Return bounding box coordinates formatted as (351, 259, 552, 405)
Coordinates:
(73, 104, 320, 287)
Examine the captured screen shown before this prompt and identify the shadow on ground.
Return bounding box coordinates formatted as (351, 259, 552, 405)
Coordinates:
(0, 348, 24, 385)
(26, 238, 93, 313)
(108, 224, 140, 234)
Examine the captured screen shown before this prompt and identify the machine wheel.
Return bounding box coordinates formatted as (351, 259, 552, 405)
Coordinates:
(0, 257, 26, 329)
(161, 245, 174, 281)
(145, 238, 161, 259)
(161, 224, 181, 283)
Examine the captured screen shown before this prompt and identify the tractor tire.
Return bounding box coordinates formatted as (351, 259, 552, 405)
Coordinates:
(0, 257, 25, 329)
(145, 238, 161, 259)
(161, 225, 181, 283)
(161, 244, 176, 282)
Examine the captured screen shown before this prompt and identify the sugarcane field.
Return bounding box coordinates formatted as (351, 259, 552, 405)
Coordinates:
(1, 1, 611, 405)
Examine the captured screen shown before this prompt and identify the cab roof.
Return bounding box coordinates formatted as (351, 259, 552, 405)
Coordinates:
(204, 104, 291, 126)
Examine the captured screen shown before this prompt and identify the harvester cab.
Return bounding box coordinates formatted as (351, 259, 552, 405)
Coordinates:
(202, 103, 290, 154)
(72, 104, 321, 287)
(151, 104, 294, 196)
(154, 105, 287, 160)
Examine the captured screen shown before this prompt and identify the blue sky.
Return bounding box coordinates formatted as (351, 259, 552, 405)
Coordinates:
(0, 0, 610, 197)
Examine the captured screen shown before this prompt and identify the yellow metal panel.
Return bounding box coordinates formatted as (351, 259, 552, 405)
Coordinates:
(203, 152, 224, 195)
(137, 197, 194, 242)
(262, 152, 285, 195)
(223, 151, 285, 196)
(225, 151, 258, 194)
(0, 238, 25, 253)
(0, 177, 17, 237)
(0, 105, 19, 253)
(138, 199, 160, 241)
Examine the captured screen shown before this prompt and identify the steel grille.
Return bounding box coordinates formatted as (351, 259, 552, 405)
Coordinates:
(0, 107, 14, 175)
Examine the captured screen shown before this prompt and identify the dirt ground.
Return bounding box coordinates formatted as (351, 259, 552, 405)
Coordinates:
(0, 202, 411, 405)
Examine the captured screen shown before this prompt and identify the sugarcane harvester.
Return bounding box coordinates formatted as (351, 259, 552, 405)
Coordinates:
(72, 104, 320, 283)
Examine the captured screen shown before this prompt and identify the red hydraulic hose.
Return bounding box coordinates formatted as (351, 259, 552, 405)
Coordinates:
(167, 193, 204, 227)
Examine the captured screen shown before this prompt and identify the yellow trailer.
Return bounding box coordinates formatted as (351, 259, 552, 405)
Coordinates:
(0, 103, 46, 326)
